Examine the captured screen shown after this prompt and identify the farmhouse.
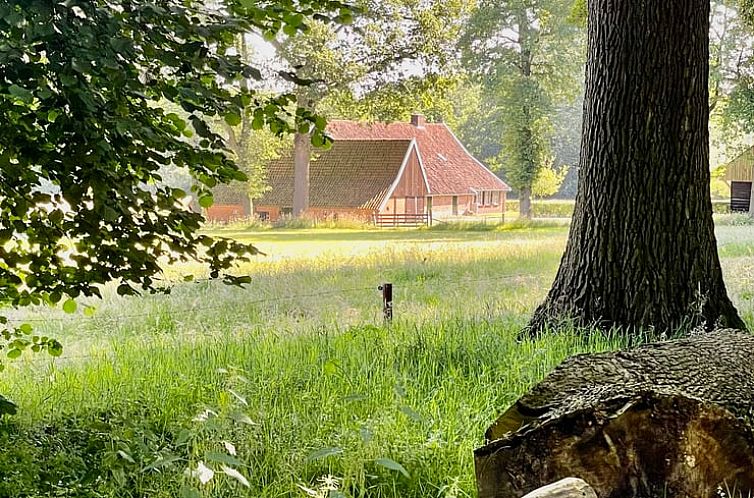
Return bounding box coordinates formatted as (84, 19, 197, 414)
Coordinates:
(722, 146, 754, 212)
(254, 115, 510, 224)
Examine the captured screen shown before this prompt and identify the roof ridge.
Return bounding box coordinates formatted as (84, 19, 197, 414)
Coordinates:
(327, 119, 444, 126)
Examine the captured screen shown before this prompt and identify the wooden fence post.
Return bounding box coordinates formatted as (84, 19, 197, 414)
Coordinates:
(379, 283, 393, 323)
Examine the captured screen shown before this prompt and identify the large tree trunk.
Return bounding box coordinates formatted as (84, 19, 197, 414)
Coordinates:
(292, 132, 310, 217)
(528, 0, 744, 334)
(475, 330, 754, 498)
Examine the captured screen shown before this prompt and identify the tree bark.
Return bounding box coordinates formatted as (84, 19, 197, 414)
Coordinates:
(476, 330, 754, 498)
(528, 0, 745, 334)
(292, 131, 310, 217)
(519, 186, 533, 219)
(749, 174, 754, 217)
(515, 8, 536, 222)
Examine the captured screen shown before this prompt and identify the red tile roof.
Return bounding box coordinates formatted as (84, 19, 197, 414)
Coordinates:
(258, 139, 414, 210)
(327, 120, 510, 195)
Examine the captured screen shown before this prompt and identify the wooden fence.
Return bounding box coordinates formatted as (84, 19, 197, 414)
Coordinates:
(374, 213, 431, 227)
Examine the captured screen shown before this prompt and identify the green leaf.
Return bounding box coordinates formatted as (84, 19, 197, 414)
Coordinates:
(47, 110, 60, 122)
(306, 447, 343, 461)
(375, 457, 410, 478)
(8, 84, 33, 103)
(62, 299, 77, 314)
(224, 112, 242, 127)
(221, 466, 250, 487)
(399, 405, 423, 422)
(117, 284, 135, 296)
(199, 194, 214, 209)
(18, 323, 33, 335)
(229, 411, 256, 426)
(0, 395, 17, 416)
(323, 359, 339, 376)
(117, 450, 136, 464)
(205, 451, 242, 467)
(83, 306, 96, 317)
(48, 340, 63, 357)
(6, 349, 21, 360)
(312, 133, 325, 147)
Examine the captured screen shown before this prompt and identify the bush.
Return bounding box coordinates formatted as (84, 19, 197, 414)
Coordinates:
(427, 218, 566, 232)
(506, 200, 575, 218)
(712, 199, 731, 214)
(203, 215, 373, 231)
(716, 213, 754, 226)
(507, 199, 732, 218)
(271, 216, 372, 230)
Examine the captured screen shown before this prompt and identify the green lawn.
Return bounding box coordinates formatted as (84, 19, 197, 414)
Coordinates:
(0, 223, 752, 497)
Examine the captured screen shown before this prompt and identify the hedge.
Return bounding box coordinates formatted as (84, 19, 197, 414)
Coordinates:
(507, 199, 732, 217)
(506, 200, 575, 218)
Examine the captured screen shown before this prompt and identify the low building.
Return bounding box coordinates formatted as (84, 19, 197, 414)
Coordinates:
(256, 139, 426, 223)
(722, 147, 754, 212)
(204, 184, 251, 223)
(255, 115, 510, 224)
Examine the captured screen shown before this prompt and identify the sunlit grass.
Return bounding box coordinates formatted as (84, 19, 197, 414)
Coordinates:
(0, 223, 750, 497)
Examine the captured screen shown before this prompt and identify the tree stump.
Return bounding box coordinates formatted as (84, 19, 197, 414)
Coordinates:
(475, 330, 754, 498)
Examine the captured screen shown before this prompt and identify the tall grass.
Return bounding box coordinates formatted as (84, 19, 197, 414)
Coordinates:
(0, 225, 750, 497)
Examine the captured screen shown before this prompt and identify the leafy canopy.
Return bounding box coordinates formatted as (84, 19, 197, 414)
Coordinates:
(0, 0, 348, 368)
(460, 0, 583, 212)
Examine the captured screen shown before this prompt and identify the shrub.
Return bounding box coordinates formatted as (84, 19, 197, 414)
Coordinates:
(271, 216, 372, 230)
(712, 199, 732, 214)
(507, 199, 732, 217)
(716, 213, 754, 226)
(506, 200, 575, 218)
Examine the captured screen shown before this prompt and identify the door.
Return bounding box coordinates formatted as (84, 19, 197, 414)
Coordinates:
(452, 196, 458, 215)
(731, 182, 752, 212)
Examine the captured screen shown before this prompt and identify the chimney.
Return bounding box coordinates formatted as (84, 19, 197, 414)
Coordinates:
(410, 114, 426, 127)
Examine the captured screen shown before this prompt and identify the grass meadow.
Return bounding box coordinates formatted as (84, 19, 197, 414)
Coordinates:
(0, 221, 752, 497)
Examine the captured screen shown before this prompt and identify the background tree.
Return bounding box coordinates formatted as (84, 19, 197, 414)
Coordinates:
(531, 164, 568, 199)
(460, 0, 584, 218)
(707, 0, 754, 166)
(528, 0, 746, 335)
(262, 0, 470, 215)
(0, 0, 346, 381)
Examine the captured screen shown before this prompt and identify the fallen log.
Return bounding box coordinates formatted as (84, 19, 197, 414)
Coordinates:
(475, 330, 754, 498)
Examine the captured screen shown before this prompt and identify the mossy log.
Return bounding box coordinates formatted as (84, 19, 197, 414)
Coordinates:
(475, 330, 754, 498)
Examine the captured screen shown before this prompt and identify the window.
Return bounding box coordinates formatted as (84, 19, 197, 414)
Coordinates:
(257, 211, 269, 221)
(281, 207, 293, 217)
(452, 196, 458, 215)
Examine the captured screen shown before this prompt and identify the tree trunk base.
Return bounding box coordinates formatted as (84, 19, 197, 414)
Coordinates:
(476, 330, 754, 498)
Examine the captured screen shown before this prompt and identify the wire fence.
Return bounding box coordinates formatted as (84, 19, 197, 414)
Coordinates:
(6, 270, 542, 327)
(0, 270, 544, 364)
